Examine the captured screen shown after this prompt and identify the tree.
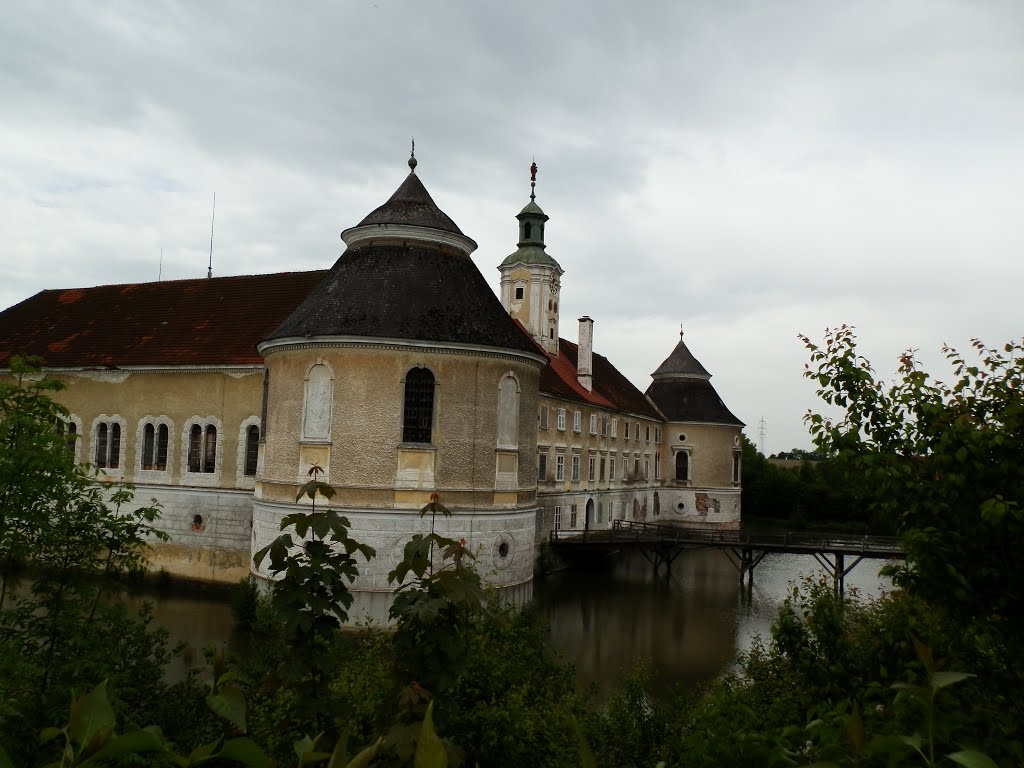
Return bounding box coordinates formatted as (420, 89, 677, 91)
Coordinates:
(801, 326, 1024, 704)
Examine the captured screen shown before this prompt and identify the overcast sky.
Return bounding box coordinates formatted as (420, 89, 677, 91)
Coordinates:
(2, 1, 1022, 454)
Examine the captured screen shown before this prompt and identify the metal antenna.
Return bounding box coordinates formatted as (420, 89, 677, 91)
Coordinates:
(758, 417, 767, 455)
(207, 192, 216, 279)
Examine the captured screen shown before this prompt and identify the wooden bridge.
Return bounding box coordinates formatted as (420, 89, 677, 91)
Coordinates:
(549, 519, 905, 595)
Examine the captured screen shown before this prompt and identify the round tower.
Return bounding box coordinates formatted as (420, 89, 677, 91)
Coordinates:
(253, 154, 546, 620)
(645, 330, 745, 529)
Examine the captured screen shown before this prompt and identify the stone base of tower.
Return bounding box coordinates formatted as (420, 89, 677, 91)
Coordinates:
(251, 498, 538, 626)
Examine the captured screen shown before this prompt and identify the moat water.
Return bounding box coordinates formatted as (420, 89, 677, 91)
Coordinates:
(133, 549, 895, 695)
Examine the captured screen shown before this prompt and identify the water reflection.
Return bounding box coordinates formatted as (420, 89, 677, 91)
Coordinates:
(534, 549, 894, 697)
(119, 548, 894, 693)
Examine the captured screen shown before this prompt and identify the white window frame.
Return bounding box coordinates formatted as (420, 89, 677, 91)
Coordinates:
(609, 457, 616, 482)
(236, 416, 262, 488)
(573, 411, 582, 433)
(556, 408, 566, 431)
(555, 453, 565, 482)
(588, 455, 596, 482)
(553, 505, 562, 531)
(589, 414, 597, 435)
(181, 415, 224, 487)
(571, 454, 581, 482)
(611, 418, 618, 438)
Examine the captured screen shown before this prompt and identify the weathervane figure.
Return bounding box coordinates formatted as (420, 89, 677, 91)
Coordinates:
(530, 159, 538, 200)
(409, 137, 417, 172)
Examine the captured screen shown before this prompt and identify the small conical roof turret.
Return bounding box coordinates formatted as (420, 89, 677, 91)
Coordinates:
(651, 328, 711, 380)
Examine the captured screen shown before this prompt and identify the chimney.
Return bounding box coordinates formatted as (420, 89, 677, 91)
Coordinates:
(577, 316, 593, 391)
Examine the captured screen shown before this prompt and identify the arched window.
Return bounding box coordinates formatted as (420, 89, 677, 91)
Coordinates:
(403, 367, 435, 444)
(203, 426, 217, 473)
(184, 418, 220, 477)
(94, 422, 120, 468)
(496, 375, 519, 448)
(188, 424, 203, 472)
(244, 425, 260, 476)
(524, 221, 532, 239)
(95, 423, 108, 467)
(303, 363, 333, 440)
(675, 451, 689, 482)
(142, 422, 170, 471)
(188, 424, 217, 473)
(142, 424, 155, 469)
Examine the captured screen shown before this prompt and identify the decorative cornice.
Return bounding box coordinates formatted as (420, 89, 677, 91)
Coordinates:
(258, 335, 547, 367)
(340, 222, 478, 255)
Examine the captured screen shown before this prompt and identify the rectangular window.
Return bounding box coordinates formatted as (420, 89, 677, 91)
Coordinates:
(539, 405, 549, 429)
(573, 411, 581, 433)
(538, 452, 548, 482)
(644, 458, 650, 480)
(589, 414, 597, 435)
(557, 408, 566, 431)
(599, 457, 606, 481)
(733, 452, 742, 483)
(555, 453, 565, 482)
(624, 422, 630, 440)
(654, 452, 661, 480)
(634, 457, 640, 478)
(655, 427, 662, 444)
(597, 501, 604, 524)
(623, 458, 628, 480)
(515, 286, 524, 300)
(646, 425, 651, 442)
(609, 458, 616, 481)
(570, 504, 578, 528)
(571, 454, 580, 482)
(611, 418, 618, 437)
(588, 455, 596, 481)
(553, 505, 561, 531)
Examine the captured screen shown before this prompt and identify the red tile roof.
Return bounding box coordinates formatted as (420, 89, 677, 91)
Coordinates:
(540, 337, 662, 419)
(0, 271, 328, 368)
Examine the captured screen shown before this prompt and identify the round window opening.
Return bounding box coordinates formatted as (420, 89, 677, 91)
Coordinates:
(191, 514, 206, 532)
(498, 541, 510, 559)
(676, 502, 685, 511)
(678, 433, 687, 442)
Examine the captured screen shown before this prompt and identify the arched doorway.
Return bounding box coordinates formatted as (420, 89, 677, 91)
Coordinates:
(585, 498, 594, 531)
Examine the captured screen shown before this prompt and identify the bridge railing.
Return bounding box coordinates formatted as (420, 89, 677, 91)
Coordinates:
(550, 519, 903, 554)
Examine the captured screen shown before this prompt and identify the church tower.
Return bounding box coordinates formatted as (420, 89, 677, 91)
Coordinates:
(498, 162, 563, 355)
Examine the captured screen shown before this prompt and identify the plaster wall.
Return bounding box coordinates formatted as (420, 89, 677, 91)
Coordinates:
(35, 369, 263, 488)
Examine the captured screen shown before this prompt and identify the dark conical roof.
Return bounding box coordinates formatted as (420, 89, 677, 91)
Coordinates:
(651, 337, 711, 379)
(645, 379, 744, 426)
(645, 335, 743, 426)
(356, 172, 464, 235)
(266, 170, 539, 355)
(266, 243, 538, 353)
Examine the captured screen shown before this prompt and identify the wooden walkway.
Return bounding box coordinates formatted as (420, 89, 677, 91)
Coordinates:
(550, 519, 905, 595)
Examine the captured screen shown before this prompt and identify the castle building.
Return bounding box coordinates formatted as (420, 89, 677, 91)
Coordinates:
(0, 156, 743, 618)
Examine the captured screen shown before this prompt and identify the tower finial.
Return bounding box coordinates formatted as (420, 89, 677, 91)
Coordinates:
(679, 323, 684, 340)
(408, 138, 417, 173)
(529, 158, 537, 200)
